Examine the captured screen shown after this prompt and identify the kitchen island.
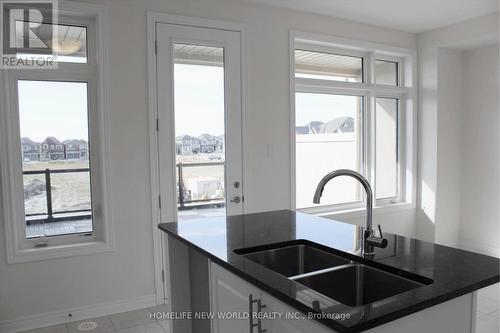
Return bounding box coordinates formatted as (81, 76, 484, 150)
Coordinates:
(158, 210, 499, 333)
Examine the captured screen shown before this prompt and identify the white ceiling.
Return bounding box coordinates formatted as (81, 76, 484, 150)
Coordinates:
(238, 0, 499, 33)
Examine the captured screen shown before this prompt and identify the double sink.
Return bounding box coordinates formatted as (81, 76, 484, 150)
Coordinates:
(234, 240, 433, 307)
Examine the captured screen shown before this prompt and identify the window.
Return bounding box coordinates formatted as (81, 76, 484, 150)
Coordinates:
(295, 93, 363, 208)
(375, 98, 398, 199)
(13, 21, 88, 63)
(295, 50, 363, 82)
(293, 37, 414, 212)
(18, 80, 92, 238)
(375, 60, 398, 86)
(0, 4, 111, 263)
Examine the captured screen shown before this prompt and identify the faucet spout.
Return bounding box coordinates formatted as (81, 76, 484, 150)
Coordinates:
(313, 169, 386, 256)
(313, 169, 373, 231)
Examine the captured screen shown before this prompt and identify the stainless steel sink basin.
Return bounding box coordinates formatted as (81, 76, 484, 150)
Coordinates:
(294, 264, 425, 306)
(234, 243, 350, 277)
(235, 240, 433, 307)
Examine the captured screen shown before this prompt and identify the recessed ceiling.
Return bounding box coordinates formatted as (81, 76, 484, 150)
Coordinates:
(238, 0, 499, 33)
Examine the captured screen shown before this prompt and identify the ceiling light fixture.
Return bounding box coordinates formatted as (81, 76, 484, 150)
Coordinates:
(49, 38, 82, 55)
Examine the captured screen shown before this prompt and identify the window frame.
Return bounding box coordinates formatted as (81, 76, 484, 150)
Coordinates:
(294, 89, 368, 210)
(0, 2, 112, 263)
(290, 32, 417, 215)
(374, 95, 403, 204)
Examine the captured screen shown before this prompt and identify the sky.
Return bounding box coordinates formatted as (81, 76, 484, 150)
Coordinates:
(17, 65, 358, 143)
(173, 64, 359, 136)
(18, 80, 89, 142)
(174, 64, 225, 137)
(295, 92, 359, 126)
(17, 64, 226, 143)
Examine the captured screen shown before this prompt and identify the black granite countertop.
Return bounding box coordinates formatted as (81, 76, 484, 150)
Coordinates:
(158, 210, 499, 332)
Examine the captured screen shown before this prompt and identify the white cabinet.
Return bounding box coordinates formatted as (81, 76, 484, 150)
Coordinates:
(209, 261, 334, 333)
(260, 292, 333, 333)
(210, 262, 261, 333)
(209, 261, 475, 333)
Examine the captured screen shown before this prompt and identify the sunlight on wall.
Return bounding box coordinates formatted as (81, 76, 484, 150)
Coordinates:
(421, 180, 436, 224)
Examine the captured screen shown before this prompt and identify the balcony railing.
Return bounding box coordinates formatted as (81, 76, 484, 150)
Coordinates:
(23, 168, 92, 223)
(177, 161, 225, 210)
(23, 162, 224, 222)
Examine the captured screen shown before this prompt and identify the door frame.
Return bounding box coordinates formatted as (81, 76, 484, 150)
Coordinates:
(146, 11, 247, 312)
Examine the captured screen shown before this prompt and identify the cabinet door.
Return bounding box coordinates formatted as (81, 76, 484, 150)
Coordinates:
(261, 292, 335, 333)
(210, 262, 261, 333)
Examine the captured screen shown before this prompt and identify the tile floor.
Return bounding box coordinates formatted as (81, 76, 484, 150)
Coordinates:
(476, 283, 500, 333)
(20, 305, 169, 333)
(19, 284, 500, 333)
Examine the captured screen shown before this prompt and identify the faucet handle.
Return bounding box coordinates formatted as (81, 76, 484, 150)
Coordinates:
(366, 224, 388, 249)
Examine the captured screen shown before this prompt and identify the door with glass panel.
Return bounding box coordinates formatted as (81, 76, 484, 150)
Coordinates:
(156, 23, 243, 221)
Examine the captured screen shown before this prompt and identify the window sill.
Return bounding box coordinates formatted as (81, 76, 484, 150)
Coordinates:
(298, 201, 415, 221)
(7, 240, 114, 264)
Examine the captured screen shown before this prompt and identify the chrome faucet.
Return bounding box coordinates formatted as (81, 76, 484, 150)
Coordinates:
(313, 169, 387, 257)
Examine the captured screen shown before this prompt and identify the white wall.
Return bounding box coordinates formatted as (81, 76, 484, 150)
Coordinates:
(416, 13, 499, 244)
(459, 44, 500, 257)
(0, 0, 417, 328)
(435, 48, 463, 247)
(415, 43, 439, 242)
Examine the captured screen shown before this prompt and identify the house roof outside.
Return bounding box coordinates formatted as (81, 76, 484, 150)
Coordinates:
(199, 133, 220, 141)
(63, 139, 87, 145)
(21, 137, 39, 146)
(42, 136, 64, 145)
(296, 121, 325, 135)
(22, 137, 89, 147)
(177, 134, 199, 141)
(295, 126, 309, 135)
(307, 121, 324, 133)
(317, 117, 354, 133)
(296, 117, 354, 134)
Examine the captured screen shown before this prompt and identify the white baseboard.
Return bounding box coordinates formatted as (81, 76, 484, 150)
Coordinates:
(0, 294, 157, 333)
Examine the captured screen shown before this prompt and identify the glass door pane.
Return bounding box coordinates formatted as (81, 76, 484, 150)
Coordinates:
(173, 44, 226, 219)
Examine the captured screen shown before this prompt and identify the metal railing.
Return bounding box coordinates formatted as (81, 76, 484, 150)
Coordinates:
(177, 161, 225, 210)
(23, 168, 92, 223)
(23, 162, 224, 220)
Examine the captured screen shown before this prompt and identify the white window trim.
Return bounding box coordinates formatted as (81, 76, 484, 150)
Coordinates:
(0, 1, 113, 263)
(289, 30, 417, 216)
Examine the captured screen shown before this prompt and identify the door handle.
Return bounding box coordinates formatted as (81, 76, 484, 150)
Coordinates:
(230, 196, 241, 204)
(249, 294, 257, 333)
(257, 299, 267, 333)
(249, 294, 267, 333)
